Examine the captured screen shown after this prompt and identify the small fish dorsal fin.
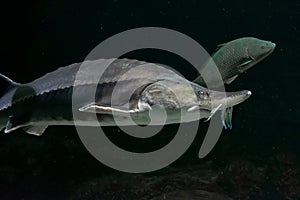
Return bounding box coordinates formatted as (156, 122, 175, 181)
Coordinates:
(211, 43, 226, 56)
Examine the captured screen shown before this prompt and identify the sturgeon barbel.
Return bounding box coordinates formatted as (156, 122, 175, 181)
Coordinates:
(194, 37, 276, 87)
(0, 58, 251, 136)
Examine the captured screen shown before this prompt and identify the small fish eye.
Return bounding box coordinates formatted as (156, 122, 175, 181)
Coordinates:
(261, 44, 266, 49)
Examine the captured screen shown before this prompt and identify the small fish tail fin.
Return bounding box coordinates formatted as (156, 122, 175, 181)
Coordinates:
(0, 73, 18, 98)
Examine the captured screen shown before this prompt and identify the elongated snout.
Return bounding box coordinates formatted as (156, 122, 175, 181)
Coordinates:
(197, 89, 252, 109)
(210, 90, 252, 109)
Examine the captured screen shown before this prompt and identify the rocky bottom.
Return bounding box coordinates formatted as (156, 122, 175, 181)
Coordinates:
(68, 153, 300, 200)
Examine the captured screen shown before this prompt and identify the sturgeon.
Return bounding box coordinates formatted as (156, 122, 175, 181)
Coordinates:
(0, 58, 251, 136)
(194, 37, 276, 87)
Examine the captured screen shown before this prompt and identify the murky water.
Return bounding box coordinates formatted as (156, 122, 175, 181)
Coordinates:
(0, 1, 299, 199)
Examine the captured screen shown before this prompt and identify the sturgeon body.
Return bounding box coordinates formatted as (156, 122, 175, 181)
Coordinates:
(0, 58, 251, 136)
(194, 37, 275, 87)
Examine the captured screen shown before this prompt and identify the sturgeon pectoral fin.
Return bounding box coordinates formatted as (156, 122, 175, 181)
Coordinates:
(5, 124, 24, 133)
(79, 103, 136, 114)
(221, 107, 233, 129)
(23, 125, 48, 136)
(4, 115, 27, 133)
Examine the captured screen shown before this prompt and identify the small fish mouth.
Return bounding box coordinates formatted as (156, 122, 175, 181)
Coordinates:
(263, 41, 276, 55)
(256, 42, 276, 61)
(268, 42, 276, 53)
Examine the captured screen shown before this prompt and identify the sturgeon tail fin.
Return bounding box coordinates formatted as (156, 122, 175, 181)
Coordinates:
(0, 74, 38, 134)
(0, 74, 19, 98)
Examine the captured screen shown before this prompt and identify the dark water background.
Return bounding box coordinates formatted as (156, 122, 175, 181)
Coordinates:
(0, 1, 299, 199)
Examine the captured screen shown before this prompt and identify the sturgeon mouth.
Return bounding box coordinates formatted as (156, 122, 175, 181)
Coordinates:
(194, 90, 252, 129)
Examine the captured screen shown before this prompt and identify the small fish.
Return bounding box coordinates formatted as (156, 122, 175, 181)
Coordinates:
(0, 58, 251, 136)
(194, 37, 276, 87)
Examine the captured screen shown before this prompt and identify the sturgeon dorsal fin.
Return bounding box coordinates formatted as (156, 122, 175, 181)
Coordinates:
(4, 115, 27, 133)
(23, 125, 48, 136)
(12, 85, 36, 103)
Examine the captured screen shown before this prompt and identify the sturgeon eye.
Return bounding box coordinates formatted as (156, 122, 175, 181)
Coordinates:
(198, 91, 209, 99)
(261, 44, 266, 49)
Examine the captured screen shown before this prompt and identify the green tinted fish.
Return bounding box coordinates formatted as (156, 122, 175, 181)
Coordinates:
(194, 37, 275, 87)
